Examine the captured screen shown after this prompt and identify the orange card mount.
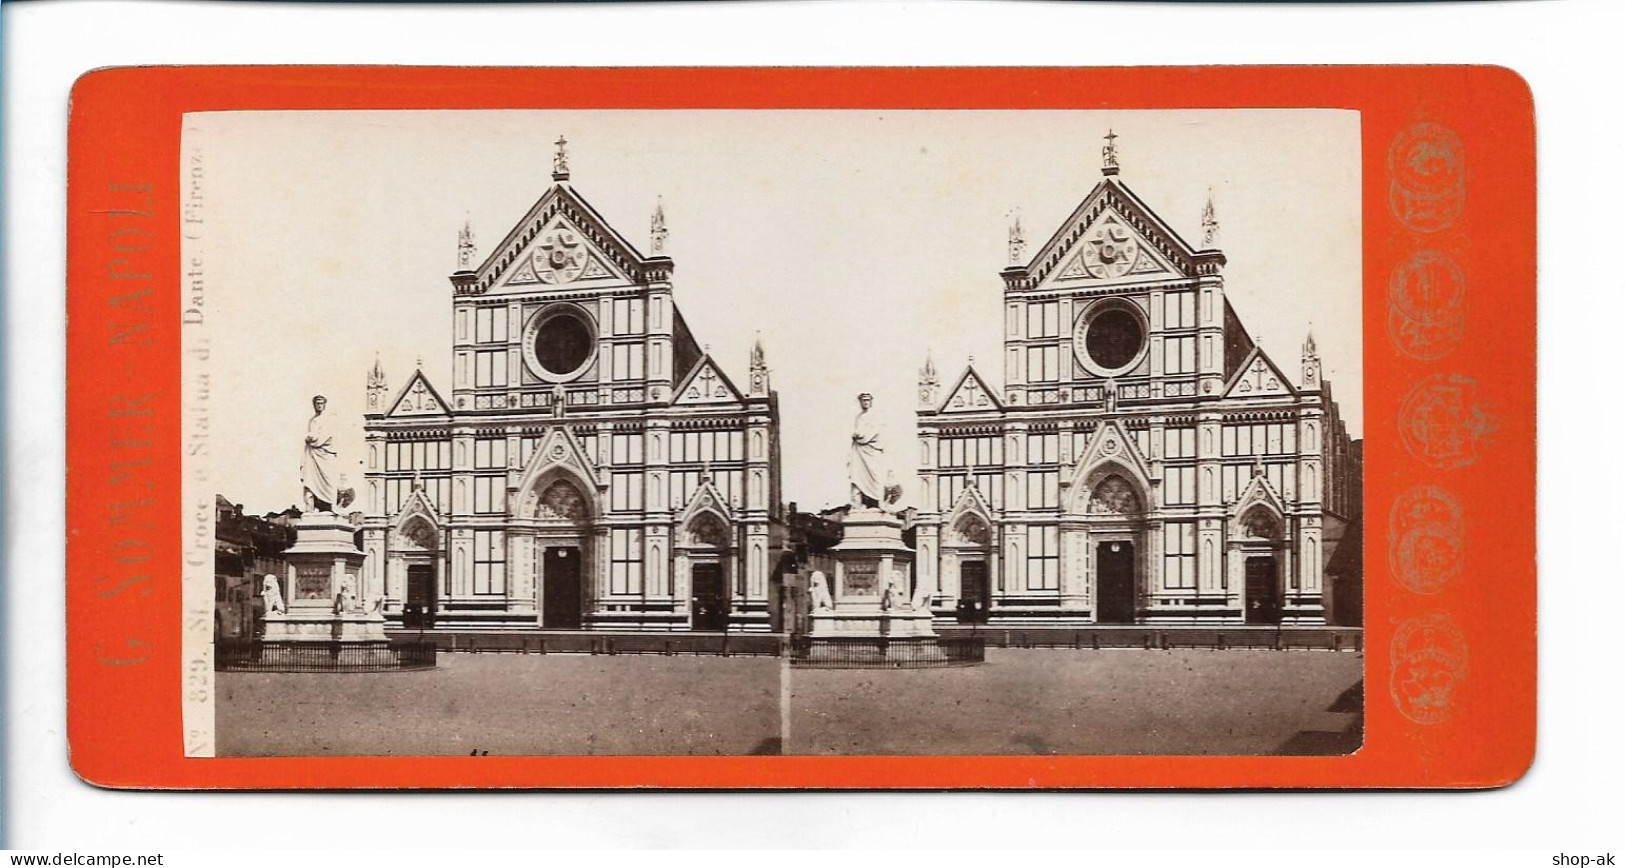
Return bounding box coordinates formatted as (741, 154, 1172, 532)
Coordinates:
(66, 66, 1534, 789)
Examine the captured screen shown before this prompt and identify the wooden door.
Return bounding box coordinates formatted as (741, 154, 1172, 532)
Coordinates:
(1096, 541, 1136, 624)
(1245, 556, 1281, 625)
(957, 561, 990, 623)
(542, 547, 583, 630)
(690, 563, 729, 632)
(405, 564, 436, 628)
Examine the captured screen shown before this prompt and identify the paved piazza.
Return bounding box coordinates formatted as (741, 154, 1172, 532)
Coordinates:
(216, 649, 1362, 757)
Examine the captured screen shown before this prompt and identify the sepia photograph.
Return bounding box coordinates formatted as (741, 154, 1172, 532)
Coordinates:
(184, 108, 1364, 758)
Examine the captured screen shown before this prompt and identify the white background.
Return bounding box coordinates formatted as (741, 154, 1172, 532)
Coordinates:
(3, 0, 1618, 852)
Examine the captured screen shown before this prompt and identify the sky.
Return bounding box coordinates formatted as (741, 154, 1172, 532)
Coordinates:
(188, 109, 1361, 515)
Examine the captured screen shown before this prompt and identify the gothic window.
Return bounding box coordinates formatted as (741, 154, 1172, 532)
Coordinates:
(473, 438, 507, 469)
(610, 298, 645, 336)
(473, 477, 504, 514)
(611, 433, 644, 465)
(1026, 470, 1059, 509)
(610, 343, 645, 381)
(609, 529, 643, 595)
(610, 473, 644, 512)
(475, 306, 509, 344)
(1163, 336, 1196, 374)
(1162, 523, 1197, 589)
(1087, 474, 1143, 515)
(475, 351, 507, 388)
(1164, 467, 1196, 506)
(1026, 433, 1060, 465)
(1025, 526, 1059, 590)
(1027, 301, 1061, 338)
(1026, 346, 1060, 383)
(472, 530, 505, 595)
(1162, 293, 1196, 329)
(1162, 427, 1197, 459)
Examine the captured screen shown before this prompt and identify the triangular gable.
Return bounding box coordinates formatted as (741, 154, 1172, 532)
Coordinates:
(387, 370, 450, 418)
(1233, 469, 1289, 518)
(1044, 208, 1182, 288)
(499, 211, 627, 289)
(1013, 177, 1200, 289)
(944, 482, 995, 538)
(1222, 346, 1298, 399)
(465, 184, 656, 295)
(515, 425, 601, 505)
(678, 477, 735, 525)
(1069, 419, 1154, 498)
(672, 355, 744, 406)
(394, 484, 442, 527)
(939, 366, 1002, 414)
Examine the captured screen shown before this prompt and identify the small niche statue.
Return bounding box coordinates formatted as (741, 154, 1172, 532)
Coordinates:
(261, 574, 286, 615)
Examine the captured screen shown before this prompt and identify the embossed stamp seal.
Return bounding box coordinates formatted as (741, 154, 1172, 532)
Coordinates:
(1388, 123, 1465, 233)
(1389, 613, 1469, 725)
(1399, 373, 1495, 469)
(1389, 485, 1465, 595)
(1388, 250, 1466, 361)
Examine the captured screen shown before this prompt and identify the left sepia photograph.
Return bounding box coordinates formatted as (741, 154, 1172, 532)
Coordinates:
(184, 108, 1364, 758)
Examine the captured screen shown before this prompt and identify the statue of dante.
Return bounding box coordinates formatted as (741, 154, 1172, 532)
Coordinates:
(848, 392, 884, 508)
(301, 395, 339, 513)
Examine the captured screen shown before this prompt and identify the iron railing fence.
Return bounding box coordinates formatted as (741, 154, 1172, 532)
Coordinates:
(788, 635, 986, 668)
(400, 631, 783, 657)
(935, 626, 1364, 653)
(215, 640, 437, 672)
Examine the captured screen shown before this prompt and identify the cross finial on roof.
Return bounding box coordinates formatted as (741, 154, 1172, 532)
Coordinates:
(553, 134, 570, 182)
(1102, 129, 1121, 176)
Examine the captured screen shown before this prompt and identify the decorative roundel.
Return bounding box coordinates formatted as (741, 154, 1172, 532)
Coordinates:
(522, 303, 597, 383)
(1082, 217, 1140, 279)
(1074, 300, 1148, 377)
(534, 227, 589, 284)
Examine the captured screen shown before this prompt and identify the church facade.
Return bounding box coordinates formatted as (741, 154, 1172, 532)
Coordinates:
(913, 139, 1360, 627)
(360, 142, 785, 633)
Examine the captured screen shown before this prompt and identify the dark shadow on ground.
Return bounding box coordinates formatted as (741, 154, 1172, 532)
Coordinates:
(1271, 679, 1364, 756)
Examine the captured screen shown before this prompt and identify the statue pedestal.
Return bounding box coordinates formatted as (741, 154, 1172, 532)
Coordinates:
(262, 514, 385, 646)
(809, 508, 936, 639)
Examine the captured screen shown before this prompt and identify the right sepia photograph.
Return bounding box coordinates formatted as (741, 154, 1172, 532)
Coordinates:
(195, 108, 1363, 758)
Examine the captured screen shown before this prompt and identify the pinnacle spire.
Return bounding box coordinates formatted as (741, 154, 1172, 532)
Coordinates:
(651, 196, 669, 255)
(1008, 210, 1026, 264)
(456, 216, 477, 271)
(1201, 189, 1219, 248)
